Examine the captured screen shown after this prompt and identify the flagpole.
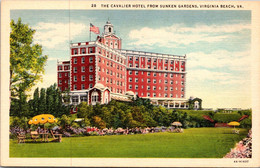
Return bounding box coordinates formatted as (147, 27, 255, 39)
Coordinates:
(90, 23, 91, 41)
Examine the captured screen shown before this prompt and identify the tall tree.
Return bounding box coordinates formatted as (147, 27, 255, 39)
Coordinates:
(10, 18, 48, 107)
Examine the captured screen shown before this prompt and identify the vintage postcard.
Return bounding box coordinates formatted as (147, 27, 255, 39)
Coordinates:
(1, 0, 260, 167)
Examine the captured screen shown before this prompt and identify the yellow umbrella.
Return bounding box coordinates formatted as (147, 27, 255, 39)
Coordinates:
(28, 114, 58, 125)
(228, 121, 240, 129)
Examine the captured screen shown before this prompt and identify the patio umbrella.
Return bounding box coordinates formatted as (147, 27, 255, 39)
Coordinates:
(228, 121, 240, 129)
(28, 114, 58, 125)
(171, 122, 182, 127)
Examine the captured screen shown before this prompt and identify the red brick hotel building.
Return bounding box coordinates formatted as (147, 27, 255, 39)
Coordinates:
(57, 21, 188, 108)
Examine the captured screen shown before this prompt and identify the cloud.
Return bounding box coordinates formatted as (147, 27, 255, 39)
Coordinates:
(187, 50, 251, 71)
(128, 23, 250, 47)
(33, 22, 87, 48)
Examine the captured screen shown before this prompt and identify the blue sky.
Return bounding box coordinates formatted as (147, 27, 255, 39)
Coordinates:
(11, 10, 251, 109)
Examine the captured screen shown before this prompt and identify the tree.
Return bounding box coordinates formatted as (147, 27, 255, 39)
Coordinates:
(10, 18, 48, 111)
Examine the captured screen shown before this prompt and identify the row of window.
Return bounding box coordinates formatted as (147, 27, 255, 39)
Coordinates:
(129, 84, 184, 91)
(129, 63, 184, 71)
(129, 57, 185, 65)
(73, 57, 93, 64)
(99, 58, 125, 71)
(58, 79, 69, 85)
(73, 83, 93, 90)
(129, 78, 184, 85)
(73, 66, 94, 73)
(72, 47, 94, 55)
(99, 77, 125, 86)
(129, 71, 185, 78)
(58, 65, 70, 71)
(98, 68, 125, 79)
(73, 75, 93, 82)
(58, 73, 70, 78)
(98, 48, 125, 64)
(134, 92, 184, 98)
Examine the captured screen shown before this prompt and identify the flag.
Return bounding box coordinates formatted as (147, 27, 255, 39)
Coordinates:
(238, 115, 249, 122)
(90, 23, 100, 34)
(70, 106, 78, 114)
(203, 115, 214, 123)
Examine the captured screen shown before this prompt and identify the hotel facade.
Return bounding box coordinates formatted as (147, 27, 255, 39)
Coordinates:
(57, 21, 188, 108)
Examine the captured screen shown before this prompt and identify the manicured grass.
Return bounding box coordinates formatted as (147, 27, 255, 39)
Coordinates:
(10, 128, 248, 158)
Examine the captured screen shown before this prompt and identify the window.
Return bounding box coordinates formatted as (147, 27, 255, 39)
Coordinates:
(170, 87, 173, 91)
(89, 75, 93, 81)
(129, 77, 132, 82)
(74, 76, 77, 82)
(165, 80, 168, 84)
(181, 94, 184, 98)
(99, 58, 101, 62)
(73, 49, 78, 55)
(106, 78, 109, 83)
(89, 57, 93, 63)
(82, 84, 85, 90)
(153, 73, 157, 77)
(171, 60, 173, 64)
(164, 73, 168, 77)
(129, 85, 132, 89)
(165, 60, 168, 64)
(98, 67, 101, 72)
(74, 85, 77, 90)
(170, 94, 173, 98)
(89, 66, 93, 72)
(135, 57, 139, 61)
(59, 73, 62, 78)
(89, 47, 93, 53)
(135, 85, 138, 90)
(148, 58, 151, 62)
(147, 72, 151, 76)
(153, 79, 156, 84)
(129, 63, 132, 67)
(165, 93, 168, 97)
(74, 58, 77, 64)
(135, 64, 138, 68)
(154, 66, 157, 69)
(58, 66, 62, 70)
(106, 69, 109, 74)
(135, 78, 138, 83)
(159, 87, 161, 90)
(89, 84, 93, 88)
(81, 66, 85, 72)
(159, 80, 162, 83)
(171, 74, 173, 77)
(153, 59, 157, 63)
(110, 62, 113, 67)
(59, 80, 62, 84)
(147, 86, 150, 90)
(170, 80, 173, 84)
(147, 93, 150, 97)
(181, 81, 184, 85)
(182, 75, 184, 78)
(176, 87, 178, 90)
(176, 81, 178, 84)
(135, 71, 139, 75)
(153, 86, 156, 90)
(153, 93, 156, 97)
(129, 57, 133, 61)
(147, 78, 151, 83)
(148, 65, 151, 69)
(91, 91, 99, 105)
(82, 75, 85, 81)
(165, 67, 168, 70)
(181, 88, 184, 91)
(141, 85, 144, 89)
(65, 73, 67, 77)
(73, 67, 77, 73)
(165, 86, 168, 91)
(82, 57, 85, 63)
(141, 79, 144, 82)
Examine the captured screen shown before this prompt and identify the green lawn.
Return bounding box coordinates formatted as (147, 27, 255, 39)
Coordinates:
(10, 128, 248, 158)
